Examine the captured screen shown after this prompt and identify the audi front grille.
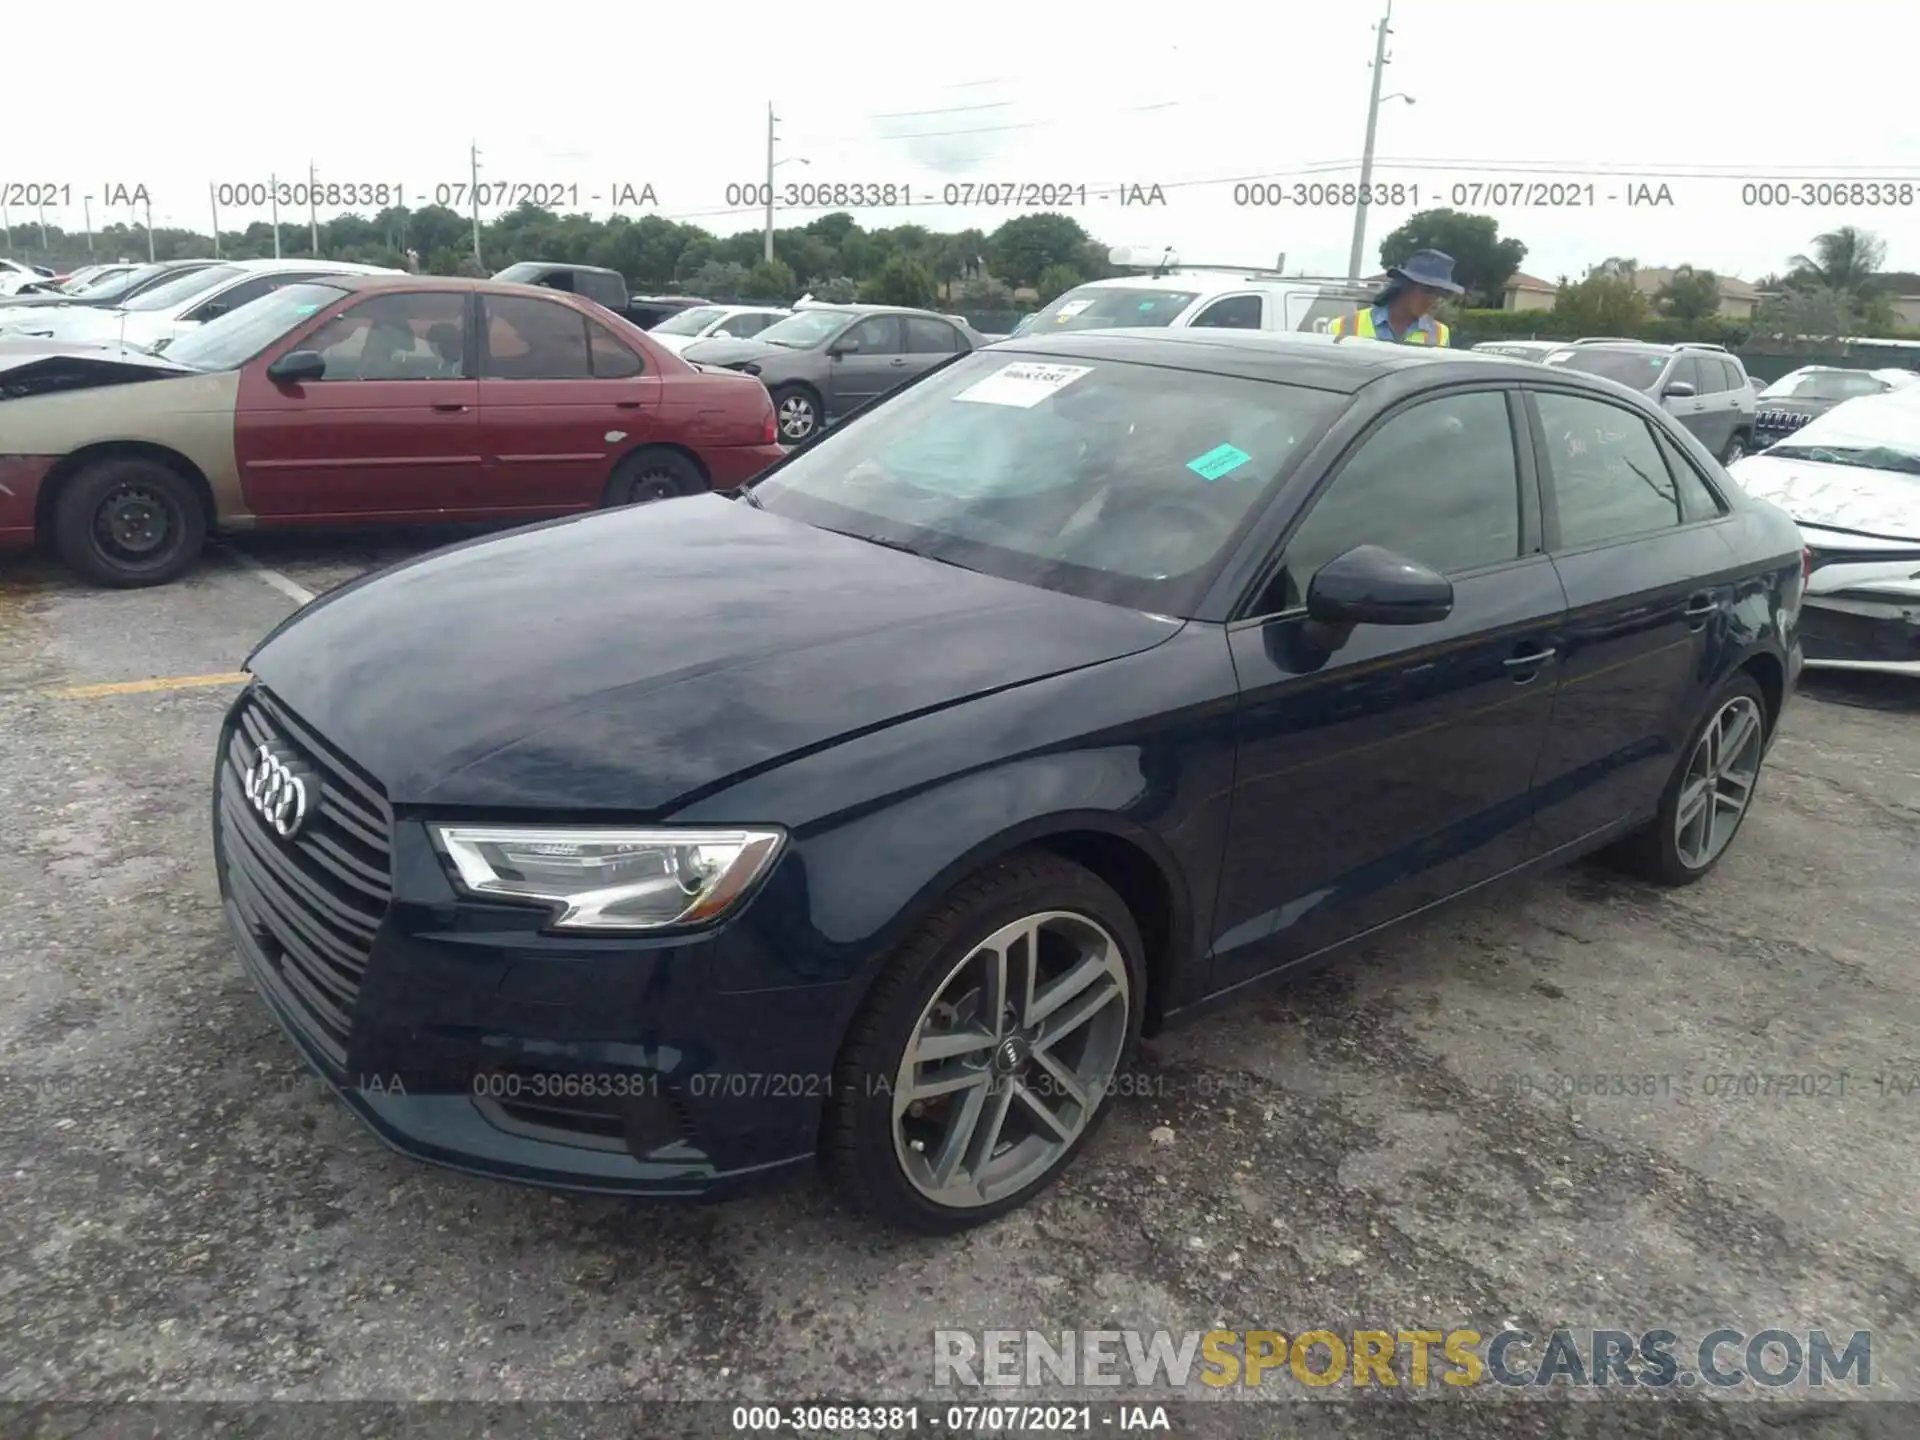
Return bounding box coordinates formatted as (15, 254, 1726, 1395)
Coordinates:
(215, 685, 393, 1073)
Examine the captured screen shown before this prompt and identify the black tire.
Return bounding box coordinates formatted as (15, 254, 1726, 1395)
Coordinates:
(1721, 429, 1750, 465)
(1604, 671, 1770, 887)
(604, 447, 706, 506)
(824, 849, 1146, 1235)
(51, 456, 207, 588)
(769, 384, 822, 444)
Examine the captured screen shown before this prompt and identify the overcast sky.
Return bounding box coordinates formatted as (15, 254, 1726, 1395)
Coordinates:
(9, 0, 1919, 284)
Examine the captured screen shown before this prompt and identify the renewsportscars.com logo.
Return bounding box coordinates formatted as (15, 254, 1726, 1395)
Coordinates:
(933, 1328, 1873, 1391)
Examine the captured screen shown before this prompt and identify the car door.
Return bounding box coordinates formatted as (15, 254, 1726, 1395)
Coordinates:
(1187, 293, 1265, 330)
(474, 291, 663, 512)
(1210, 386, 1567, 993)
(902, 314, 967, 379)
(826, 314, 907, 415)
(235, 288, 481, 521)
(1690, 353, 1738, 454)
(1286, 289, 1364, 334)
(1658, 354, 1715, 446)
(1522, 387, 1740, 855)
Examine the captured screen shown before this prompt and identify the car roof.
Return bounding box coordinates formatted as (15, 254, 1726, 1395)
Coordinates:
(218, 258, 400, 275)
(987, 327, 1567, 394)
(1069, 271, 1364, 299)
(318, 274, 605, 303)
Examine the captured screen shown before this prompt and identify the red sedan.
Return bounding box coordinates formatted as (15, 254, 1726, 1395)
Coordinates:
(0, 274, 786, 586)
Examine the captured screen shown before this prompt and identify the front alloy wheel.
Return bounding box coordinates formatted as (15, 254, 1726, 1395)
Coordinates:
(773, 387, 818, 442)
(826, 851, 1145, 1233)
(893, 911, 1131, 1209)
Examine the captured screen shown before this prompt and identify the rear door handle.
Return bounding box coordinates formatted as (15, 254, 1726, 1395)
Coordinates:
(431, 402, 468, 413)
(1683, 593, 1718, 628)
(889, 358, 908, 367)
(615, 400, 643, 409)
(1504, 645, 1556, 681)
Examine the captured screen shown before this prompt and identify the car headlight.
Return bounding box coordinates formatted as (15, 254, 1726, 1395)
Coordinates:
(431, 825, 784, 932)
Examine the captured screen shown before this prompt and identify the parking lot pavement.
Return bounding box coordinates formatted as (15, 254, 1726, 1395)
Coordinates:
(3, 538, 1918, 1431)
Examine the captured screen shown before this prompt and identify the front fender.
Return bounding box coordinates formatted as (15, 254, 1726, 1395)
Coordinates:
(672, 624, 1241, 1022)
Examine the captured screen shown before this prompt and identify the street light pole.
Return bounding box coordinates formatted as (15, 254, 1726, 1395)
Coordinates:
(764, 104, 776, 264)
(84, 195, 94, 253)
(1347, 0, 1394, 281)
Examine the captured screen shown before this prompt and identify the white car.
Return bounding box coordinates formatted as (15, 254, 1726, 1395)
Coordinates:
(0, 258, 402, 349)
(1729, 392, 1920, 677)
(645, 303, 791, 354)
(1021, 247, 1373, 337)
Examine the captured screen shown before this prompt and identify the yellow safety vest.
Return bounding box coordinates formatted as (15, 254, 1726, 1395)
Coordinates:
(1329, 309, 1450, 346)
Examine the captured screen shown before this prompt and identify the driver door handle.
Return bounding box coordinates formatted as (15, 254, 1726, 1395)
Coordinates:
(431, 402, 468, 413)
(889, 357, 908, 367)
(1504, 644, 1556, 682)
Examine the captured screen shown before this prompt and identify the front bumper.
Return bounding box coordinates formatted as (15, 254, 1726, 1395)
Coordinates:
(212, 685, 846, 1198)
(1799, 595, 1920, 674)
(703, 442, 788, 492)
(0, 455, 56, 551)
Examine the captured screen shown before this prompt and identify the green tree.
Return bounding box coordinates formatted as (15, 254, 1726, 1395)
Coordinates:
(743, 258, 795, 301)
(1035, 264, 1083, 305)
(1787, 226, 1885, 297)
(1656, 265, 1722, 323)
(1378, 209, 1527, 307)
(809, 275, 859, 303)
(1755, 285, 1857, 340)
(690, 259, 750, 297)
(1551, 263, 1649, 334)
(986, 213, 1094, 292)
(858, 254, 937, 308)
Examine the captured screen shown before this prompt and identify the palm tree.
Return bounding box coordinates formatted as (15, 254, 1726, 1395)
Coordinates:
(1787, 227, 1886, 296)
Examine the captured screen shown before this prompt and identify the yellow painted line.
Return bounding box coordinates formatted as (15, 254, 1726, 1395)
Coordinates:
(47, 672, 250, 700)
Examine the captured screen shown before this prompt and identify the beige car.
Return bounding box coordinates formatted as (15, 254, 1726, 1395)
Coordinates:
(0, 274, 786, 587)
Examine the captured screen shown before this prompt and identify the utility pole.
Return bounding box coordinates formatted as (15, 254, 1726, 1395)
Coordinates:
(270, 172, 282, 257)
(469, 140, 484, 270)
(37, 200, 48, 251)
(84, 194, 94, 253)
(764, 104, 776, 263)
(143, 195, 155, 262)
(1347, 0, 1393, 281)
(1, 203, 10, 254)
(209, 183, 221, 257)
(309, 162, 320, 255)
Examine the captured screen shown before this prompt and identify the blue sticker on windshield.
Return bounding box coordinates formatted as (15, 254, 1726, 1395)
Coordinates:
(1187, 443, 1252, 481)
(1139, 300, 1157, 311)
(292, 304, 321, 316)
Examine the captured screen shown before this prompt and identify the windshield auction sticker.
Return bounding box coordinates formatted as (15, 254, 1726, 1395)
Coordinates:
(955, 362, 1094, 408)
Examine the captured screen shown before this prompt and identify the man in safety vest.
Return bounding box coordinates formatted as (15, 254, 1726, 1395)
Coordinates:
(1328, 248, 1462, 345)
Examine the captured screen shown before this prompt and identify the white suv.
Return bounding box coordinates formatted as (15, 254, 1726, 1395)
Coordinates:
(1016, 248, 1373, 338)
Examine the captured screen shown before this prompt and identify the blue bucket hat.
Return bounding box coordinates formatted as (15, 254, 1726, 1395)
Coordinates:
(1388, 248, 1464, 294)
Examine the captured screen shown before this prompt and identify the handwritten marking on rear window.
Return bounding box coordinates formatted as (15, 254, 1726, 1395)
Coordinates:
(1187, 443, 1253, 480)
(953, 362, 1094, 409)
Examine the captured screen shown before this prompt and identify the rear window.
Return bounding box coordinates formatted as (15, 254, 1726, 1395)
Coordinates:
(1026, 286, 1201, 332)
(1543, 348, 1669, 391)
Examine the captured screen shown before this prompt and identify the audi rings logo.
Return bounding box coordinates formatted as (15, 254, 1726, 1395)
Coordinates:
(243, 741, 317, 839)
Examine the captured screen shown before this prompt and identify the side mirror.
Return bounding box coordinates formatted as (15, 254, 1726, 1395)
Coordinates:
(1306, 545, 1453, 626)
(1663, 380, 1697, 398)
(712, 329, 733, 339)
(827, 340, 858, 358)
(267, 349, 326, 384)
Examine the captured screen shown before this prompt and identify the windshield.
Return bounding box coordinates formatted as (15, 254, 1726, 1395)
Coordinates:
(120, 264, 243, 312)
(76, 263, 168, 299)
(754, 309, 855, 348)
(163, 283, 351, 371)
(751, 350, 1343, 612)
(652, 306, 727, 336)
(1026, 286, 1201, 333)
(1764, 439, 1920, 476)
(1760, 370, 1889, 402)
(1542, 348, 1668, 390)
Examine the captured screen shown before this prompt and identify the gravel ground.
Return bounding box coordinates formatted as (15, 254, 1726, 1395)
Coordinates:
(2, 535, 1916, 1439)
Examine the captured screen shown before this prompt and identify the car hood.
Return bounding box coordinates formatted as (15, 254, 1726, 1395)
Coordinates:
(1729, 453, 1920, 542)
(678, 336, 795, 368)
(1755, 396, 1839, 419)
(247, 496, 1184, 811)
(649, 332, 696, 353)
(0, 340, 202, 398)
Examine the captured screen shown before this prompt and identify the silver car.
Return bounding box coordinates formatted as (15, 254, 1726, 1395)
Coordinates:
(681, 304, 990, 442)
(1542, 342, 1758, 464)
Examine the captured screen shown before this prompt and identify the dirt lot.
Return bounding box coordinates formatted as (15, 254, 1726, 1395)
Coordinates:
(2, 531, 1916, 1437)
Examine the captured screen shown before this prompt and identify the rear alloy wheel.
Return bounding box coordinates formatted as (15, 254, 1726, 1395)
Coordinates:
(826, 851, 1144, 1233)
(1607, 673, 1769, 886)
(770, 385, 820, 443)
(606, 447, 705, 506)
(51, 457, 207, 588)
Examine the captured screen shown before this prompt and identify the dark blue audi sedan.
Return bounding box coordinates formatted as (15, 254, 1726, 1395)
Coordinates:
(213, 329, 1806, 1233)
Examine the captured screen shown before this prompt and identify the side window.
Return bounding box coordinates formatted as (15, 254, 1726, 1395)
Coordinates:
(482, 295, 593, 379)
(301, 292, 469, 380)
(1693, 355, 1727, 394)
(1718, 359, 1744, 393)
(1190, 294, 1264, 330)
(1653, 428, 1726, 521)
(1290, 293, 1359, 334)
(1666, 354, 1704, 394)
(844, 315, 904, 354)
(188, 273, 306, 322)
(1536, 392, 1684, 547)
(905, 316, 962, 354)
(1275, 391, 1523, 610)
(723, 313, 765, 338)
(587, 319, 643, 378)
